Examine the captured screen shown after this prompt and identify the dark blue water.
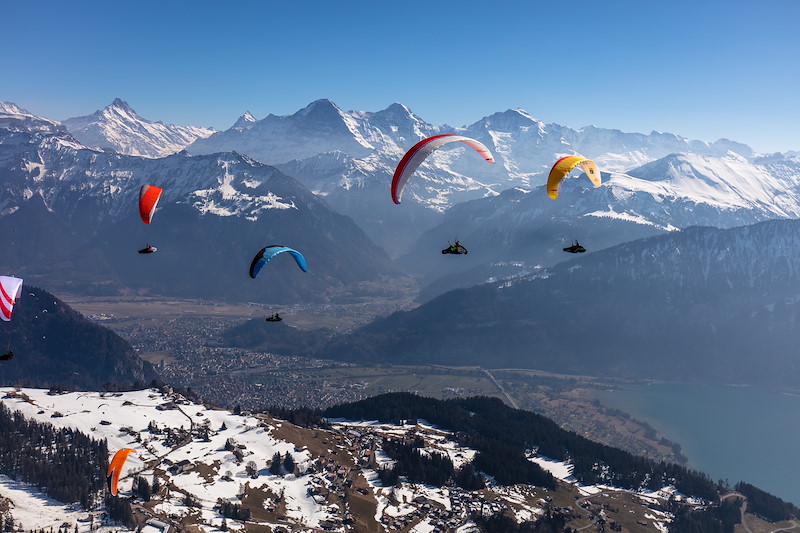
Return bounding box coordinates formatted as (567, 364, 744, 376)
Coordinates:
(594, 382, 800, 506)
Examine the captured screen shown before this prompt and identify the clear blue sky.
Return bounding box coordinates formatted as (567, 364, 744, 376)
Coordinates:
(2, 0, 799, 153)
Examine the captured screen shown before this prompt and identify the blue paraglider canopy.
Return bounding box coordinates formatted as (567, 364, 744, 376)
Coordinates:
(249, 246, 308, 279)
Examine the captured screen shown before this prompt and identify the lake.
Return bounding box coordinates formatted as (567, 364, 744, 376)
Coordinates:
(594, 381, 800, 506)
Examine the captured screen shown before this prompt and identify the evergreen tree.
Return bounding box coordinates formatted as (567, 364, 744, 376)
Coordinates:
(0, 403, 107, 508)
(283, 453, 295, 475)
(136, 476, 151, 501)
(734, 482, 797, 522)
(269, 452, 282, 475)
(326, 393, 723, 498)
(105, 495, 135, 528)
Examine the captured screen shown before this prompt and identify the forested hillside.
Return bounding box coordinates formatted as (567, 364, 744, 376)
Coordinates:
(0, 286, 158, 389)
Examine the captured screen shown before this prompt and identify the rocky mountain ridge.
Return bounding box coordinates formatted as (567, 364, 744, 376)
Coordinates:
(62, 98, 215, 158)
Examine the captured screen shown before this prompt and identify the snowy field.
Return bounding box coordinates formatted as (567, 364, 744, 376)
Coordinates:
(0, 387, 340, 531)
(0, 388, 690, 531)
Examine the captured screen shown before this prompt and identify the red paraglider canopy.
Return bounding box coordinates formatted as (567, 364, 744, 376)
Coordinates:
(139, 185, 163, 225)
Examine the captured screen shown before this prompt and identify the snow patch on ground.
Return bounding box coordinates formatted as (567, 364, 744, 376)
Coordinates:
(0, 388, 337, 530)
(0, 474, 110, 531)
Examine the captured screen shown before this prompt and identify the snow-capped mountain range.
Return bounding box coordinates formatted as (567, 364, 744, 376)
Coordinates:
(62, 98, 215, 158)
(184, 98, 800, 256)
(5, 97, 800, 292)
(188, 99, 758, 192)
(0, 102, 398, 302)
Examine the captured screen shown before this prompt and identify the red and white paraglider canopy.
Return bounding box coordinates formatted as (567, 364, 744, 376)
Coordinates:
(0, 276, 22, 322)
(391, 134, 494, 205)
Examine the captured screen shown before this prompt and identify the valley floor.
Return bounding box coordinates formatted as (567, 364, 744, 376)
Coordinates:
(64, 296, 687, 466)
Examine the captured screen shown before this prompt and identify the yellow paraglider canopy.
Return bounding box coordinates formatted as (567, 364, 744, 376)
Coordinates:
(546, 156, 601, 199)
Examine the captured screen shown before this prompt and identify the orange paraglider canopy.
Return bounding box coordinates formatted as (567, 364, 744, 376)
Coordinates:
(107, 448, 136, 496)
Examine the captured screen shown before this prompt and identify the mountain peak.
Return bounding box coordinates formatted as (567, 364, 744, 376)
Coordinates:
(476, 108, 541, 130)
(295, 98, 343, 118)
(508, 108, 537, 121)
(62, 99, 215, 158)
(0, 101, 30, 115)
(232, 111, 257, 129)
(108, 97, 136, 115)
(373, 102, 421, 123)
(385, 102, 413, 115)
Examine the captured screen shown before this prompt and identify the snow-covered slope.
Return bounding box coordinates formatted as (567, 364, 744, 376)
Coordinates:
(185, 98, 790, 253)
(0, 388, 705, 531)
(63, 98, 215, 158)
(0, 388, 339, 530)
(461, 109, 755, 185)
(0, 101, 66, 133)
(401, 151, 800, 286)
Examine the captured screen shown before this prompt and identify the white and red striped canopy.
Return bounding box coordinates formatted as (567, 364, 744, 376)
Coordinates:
(0, 276, 23, 322)
(391, 134, 494, 204)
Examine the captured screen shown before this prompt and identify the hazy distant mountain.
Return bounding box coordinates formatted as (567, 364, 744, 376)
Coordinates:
(2, 285, 158, 389)
(0, 103, 401, 302)
(322, 219, 800, 386)
(62, 98, 215, 158)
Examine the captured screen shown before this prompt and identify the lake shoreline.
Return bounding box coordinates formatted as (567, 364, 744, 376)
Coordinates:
(592, 380, 800, 507)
